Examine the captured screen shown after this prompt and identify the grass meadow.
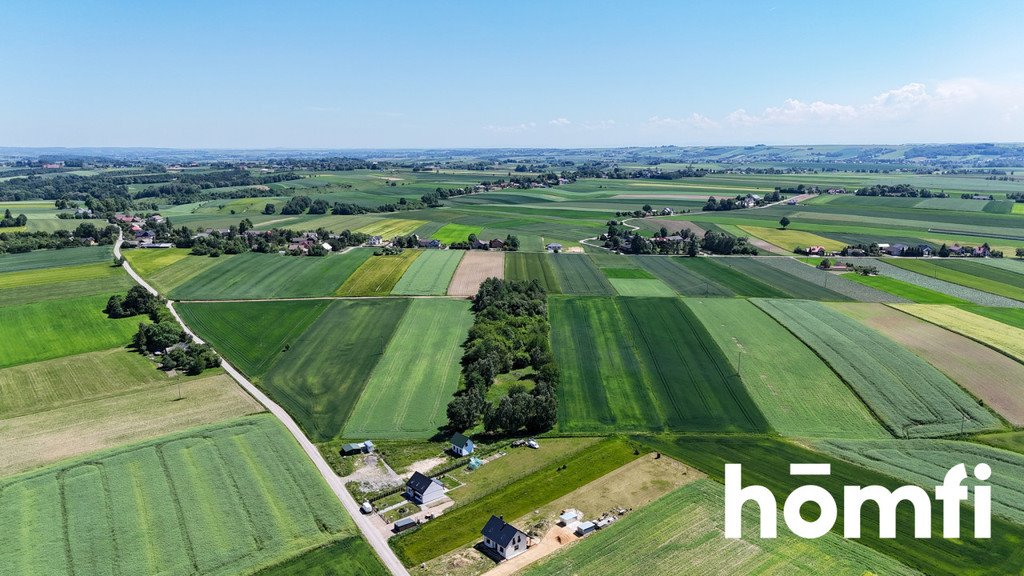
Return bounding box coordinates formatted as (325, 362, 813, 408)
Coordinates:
(390, 250, 463, 295)
(843, 272, 970, 304)
(550, 297, 767, 433)
(343, 299, 472, 439)
(755, 299, 1001, 437)
(260, 299, 410, 441)
(504, 252, 561, 293)
(0, 245, 113, 272)
(431, 223, 482, 244)
(0, 415, 357, 576)
(687, 298, 887, 438)
(336, 251, 420, 296)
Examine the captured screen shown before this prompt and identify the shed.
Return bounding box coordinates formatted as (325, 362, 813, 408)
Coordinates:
(559, 509, 582, 526)
(450, 433, 475, 456)
(362, 440, 375, 453)
(341, 442, 365, 455)
(405, 471, 446, 504)
(546, 243, 563, 253)
(575, 521, 597, 536)
(393, 517, 418, 533)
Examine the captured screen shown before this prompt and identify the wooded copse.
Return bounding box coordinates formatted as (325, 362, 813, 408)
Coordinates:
(446, 278, 559, 435)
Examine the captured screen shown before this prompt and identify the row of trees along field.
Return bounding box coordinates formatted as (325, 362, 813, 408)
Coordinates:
(104, 286, 219, 374)
(0, 222, 119, 253)
(446, 278, 559, 435)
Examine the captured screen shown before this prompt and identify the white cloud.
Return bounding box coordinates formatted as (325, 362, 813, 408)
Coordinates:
(549, 117, 571, 126)
(727, 98, 857, 126)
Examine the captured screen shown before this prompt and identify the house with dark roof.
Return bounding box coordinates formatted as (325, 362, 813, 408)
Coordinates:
(481, 515, 529, 560)
(418, 239, 442, 249)
(405, 471, 445, 504)
(489, 238, 505, 250)
(450, 433, 474, 457)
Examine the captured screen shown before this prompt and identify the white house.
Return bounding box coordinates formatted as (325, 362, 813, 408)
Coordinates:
(405, 471, 445, 504)
(450, 433, 474, 457)
(481, 515, 529, 560)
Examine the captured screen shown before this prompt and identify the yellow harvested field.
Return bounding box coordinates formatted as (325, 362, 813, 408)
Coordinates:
(355, 218, 425, 237)
(738, 226, 846, 253)
(0, 373, 262, 476)
(447, 251, 504, 296)
(891, 304, 1024, 364)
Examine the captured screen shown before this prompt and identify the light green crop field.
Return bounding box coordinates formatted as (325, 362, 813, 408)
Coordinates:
(523, 479, 920, 576)
(260, 299, 411, 441)
(634, 256, 733, 296)
(177, 300, 330, 377)
(335, 250, 420, 296)
(549, 254, 615, 295)
(716, 258, 852, 300)
(131, 252, 231, 294)
(431, 223, 483, 244)
(0, 415, 357, 576)
(355, 218, 426, 238)
(892, 303, 1024, 364)
(676, 257, 788, 297)
(738, 225, 847, 252)
(391, 438, 644, 566)
(886, 259, 1024, 302)
(550, 297, 767, 433)
(173, 250, 373, 300)
(0, 245, 113, 272)
(957, 304, 1024, 330)
(504, 252, 561, 293)
(252, 537, 388, 576)
(0, 263, 134, 307)
(843, 272, 970, 304)
(343, 299, 472, 439)
(0, 295, 142, 369)
(390, 250, 463, 295)
(686, 298, 887, 438)
(122, 248, 191, 277)
(608, 277, 677, 296)
(754, 299, 1001, 437)
(817, 439, 1024, 526)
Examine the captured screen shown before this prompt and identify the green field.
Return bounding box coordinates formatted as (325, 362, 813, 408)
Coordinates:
(253, 537, 387, 576)
(121, 247, 191, 278)
(128, 252, 230, 294)
(177, 300, 329, 377)
(343, 299, 472, 439)
(0, 294, 142, 369)
(607, 277, 677, 296)
(639, 434, 1024, 576)
(892, 303, 1024, 364)
(887, 258, 1024, 302)
(524, 479, 920, 576)
(550, 297, 767, 433)
(504, 252, 561, 293)
(390, 250, 463, 295)
(172, 250, 373, 300)
(958, 304, 1024, 329)
(677, 257, 789, 297)
(686, 298, 887, 438)
(634, 256, 733, 296)
(716, 258, 852, 300)
(260, 299, 410, 441)
(0, 262, 134, 307)
(355, 218, 425, 238)
(843, 272, 970, 304)
(601, 267, 655, 279)
(549, 254, 615, 295)
(335, 250, 420, 296)
(390, 438, 644, 566)
(431, 223, 482, 244)
(0, 415, 358, 576)
(0, 245, 113, 272)
(754, 299, 1000, 437)
(817, 439, 1024, 525)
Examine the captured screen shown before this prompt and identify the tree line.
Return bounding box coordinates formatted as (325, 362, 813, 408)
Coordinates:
(446, 279, 559, 435)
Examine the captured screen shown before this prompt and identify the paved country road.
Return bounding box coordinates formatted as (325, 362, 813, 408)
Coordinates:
(115, 232, 411, 576)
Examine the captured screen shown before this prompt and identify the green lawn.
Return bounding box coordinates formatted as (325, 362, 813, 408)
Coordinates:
(431, 223, 483, 244)
(390, 250, 463, 295)
(686, 298, 887, 438)
(172, 250, 373, 300)
(343, 299, 473, 439)
(0, 415, 357, 576)
(0, 294, 142, 369)
(177, 300, 330, 377)
(260, 299, 411, 441)
(550, 297, 768, 433)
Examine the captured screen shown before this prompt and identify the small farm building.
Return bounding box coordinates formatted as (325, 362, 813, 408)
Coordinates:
(450, 433, 475, 456)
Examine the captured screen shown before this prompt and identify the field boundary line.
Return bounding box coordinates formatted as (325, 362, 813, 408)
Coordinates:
(114, 231, 410, 576)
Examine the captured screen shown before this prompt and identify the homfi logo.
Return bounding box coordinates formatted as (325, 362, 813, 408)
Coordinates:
(724, 463, 991, 539)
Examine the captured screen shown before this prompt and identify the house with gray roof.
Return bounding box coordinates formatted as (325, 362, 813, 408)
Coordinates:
(481, 515, 529, 560)
(405, 471, 445, 504)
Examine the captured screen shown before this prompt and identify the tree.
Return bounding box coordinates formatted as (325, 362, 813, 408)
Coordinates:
(1017, 247, 1024, 259)
(686, 238, 699, 257)
(642, 204, 653, 213)
(779, 216, 791, 229)
(263, 203, 276, 215)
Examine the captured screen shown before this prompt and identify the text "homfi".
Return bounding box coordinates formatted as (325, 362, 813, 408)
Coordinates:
(724, 463, 991, 539)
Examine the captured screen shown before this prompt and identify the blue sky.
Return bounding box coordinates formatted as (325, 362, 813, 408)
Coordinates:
(3, 0, 1023, 148)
